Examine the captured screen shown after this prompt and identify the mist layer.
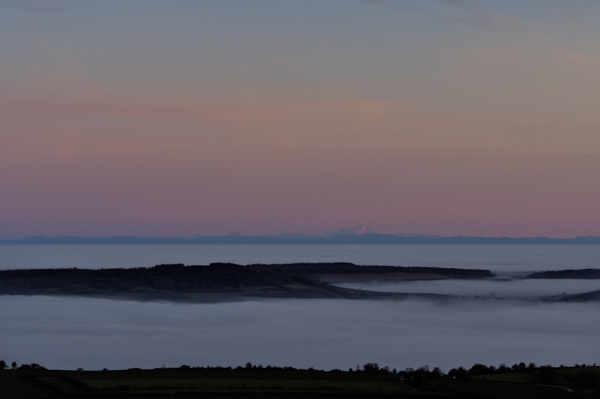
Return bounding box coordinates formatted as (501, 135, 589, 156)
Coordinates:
(1, 296, 598, 371)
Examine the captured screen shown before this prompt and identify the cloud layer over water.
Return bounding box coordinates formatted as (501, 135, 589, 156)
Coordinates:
(1, 296, 599, 371)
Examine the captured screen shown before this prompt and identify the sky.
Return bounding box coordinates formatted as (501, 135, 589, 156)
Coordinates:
(1, 0, 600, 238)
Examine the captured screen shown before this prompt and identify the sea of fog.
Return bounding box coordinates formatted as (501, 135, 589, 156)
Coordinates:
(1, 296, 599, 371)
(1, 244, 599, 371)
(339, 279, 600, 298)
(1, 244, 600, 272)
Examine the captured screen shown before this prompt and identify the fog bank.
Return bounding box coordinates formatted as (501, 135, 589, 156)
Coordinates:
(2, 244, 600, 272)
(340, 279, 600, 298)
(1, 296, 599, 371)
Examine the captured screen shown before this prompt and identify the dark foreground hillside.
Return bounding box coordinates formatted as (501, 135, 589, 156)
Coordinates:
(2, 363, 598, 399)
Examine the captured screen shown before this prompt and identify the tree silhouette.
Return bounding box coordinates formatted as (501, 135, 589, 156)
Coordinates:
(362, 362, 380, 373)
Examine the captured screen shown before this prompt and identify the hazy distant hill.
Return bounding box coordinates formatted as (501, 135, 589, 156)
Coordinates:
(2, 227, 600, 245)
(324, 224, 377, 236)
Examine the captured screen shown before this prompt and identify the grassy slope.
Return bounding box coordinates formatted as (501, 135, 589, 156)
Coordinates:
(0, 372, 58, 399)
(0, 369, 448, 399)
(2, 367, 597, 399)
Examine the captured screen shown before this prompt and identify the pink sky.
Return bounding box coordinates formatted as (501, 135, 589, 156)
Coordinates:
(1, 1, 599, 238)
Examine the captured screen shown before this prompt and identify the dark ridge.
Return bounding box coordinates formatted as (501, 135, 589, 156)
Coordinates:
(527, 269, 600, 279)
(0, 263, 492, 300)
(247, 263, 493, 278)
(0, 263, 325, 295)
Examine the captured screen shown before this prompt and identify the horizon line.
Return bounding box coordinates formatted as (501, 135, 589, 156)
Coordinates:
(2, 233, 600, 241)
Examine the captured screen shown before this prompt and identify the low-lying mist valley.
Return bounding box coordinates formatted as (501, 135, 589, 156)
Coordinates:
(3, 295, 600, 372)
(1, 244, 599, 377)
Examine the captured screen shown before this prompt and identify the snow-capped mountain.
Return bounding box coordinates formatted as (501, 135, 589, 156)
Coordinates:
(324, 225, 377, 236)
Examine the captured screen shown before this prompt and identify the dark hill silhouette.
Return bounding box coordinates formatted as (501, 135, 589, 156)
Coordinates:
(0, 263, 491, 301)
(247, 262, 492, 279)
(527, 269, 600, 279)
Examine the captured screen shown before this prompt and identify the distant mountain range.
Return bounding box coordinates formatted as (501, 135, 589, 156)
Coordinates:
(2, 225, 600, 245)
(324, 225, 377, 236)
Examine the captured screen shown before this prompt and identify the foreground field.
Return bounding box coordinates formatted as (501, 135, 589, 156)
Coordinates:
(2, 365, 598, 399)
(2, 368, 441, 399)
